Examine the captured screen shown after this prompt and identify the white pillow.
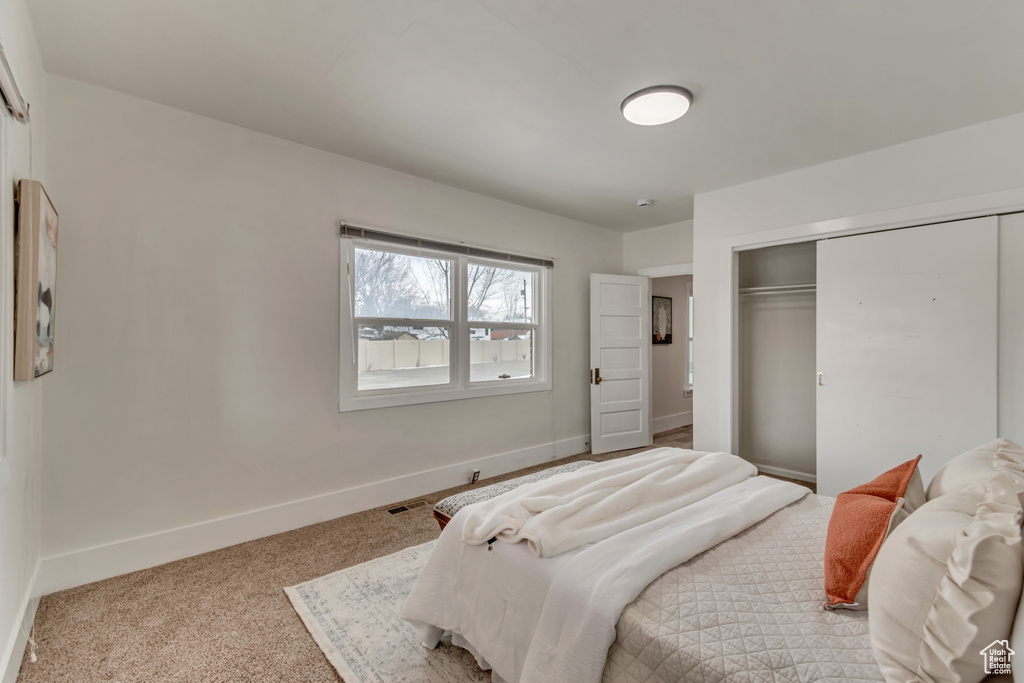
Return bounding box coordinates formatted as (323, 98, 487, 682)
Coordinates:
(904, 466, 927, 512)
(926, 438, 1024, 502)
(869, 473, 1023, 683)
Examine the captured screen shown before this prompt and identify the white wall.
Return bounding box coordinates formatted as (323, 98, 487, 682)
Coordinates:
(738, 294, 816, 479)
(623, 220, 693, 274)
(41, 77, 623, 589)
(737, 242, 816, 289)
(0, 0, 47, 678)
(651, 275, 692, 432)
(693, 111, 1024, 455)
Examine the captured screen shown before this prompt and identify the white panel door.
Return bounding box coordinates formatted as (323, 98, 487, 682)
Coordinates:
(590, 274, 651, 454)
(816, 218, 998, 496)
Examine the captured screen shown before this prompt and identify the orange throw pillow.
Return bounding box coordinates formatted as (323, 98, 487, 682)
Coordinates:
(824, 455, 923, 610)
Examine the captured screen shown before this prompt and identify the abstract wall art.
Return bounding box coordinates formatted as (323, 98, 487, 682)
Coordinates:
(652, 295, 672, 344)
(15, 179, 58, 380)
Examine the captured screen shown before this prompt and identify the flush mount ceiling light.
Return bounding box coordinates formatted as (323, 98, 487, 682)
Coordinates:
(621, 85, 692, 126)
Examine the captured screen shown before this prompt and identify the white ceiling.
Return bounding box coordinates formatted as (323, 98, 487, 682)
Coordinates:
(25, 0, 1024, 231)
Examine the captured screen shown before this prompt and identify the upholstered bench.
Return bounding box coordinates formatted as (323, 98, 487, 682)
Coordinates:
(433, 460, 597, 530)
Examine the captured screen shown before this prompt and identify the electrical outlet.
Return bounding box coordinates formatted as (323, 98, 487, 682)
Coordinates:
(471, 470, 480, 484)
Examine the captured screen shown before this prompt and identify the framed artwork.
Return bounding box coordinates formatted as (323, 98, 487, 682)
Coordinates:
(14, 180, 58, 380)
(652, 295, 672, 344)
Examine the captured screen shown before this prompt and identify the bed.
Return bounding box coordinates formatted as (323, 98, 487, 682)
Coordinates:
(604, 493, 882, 682)
(402, 444, 1023, 683)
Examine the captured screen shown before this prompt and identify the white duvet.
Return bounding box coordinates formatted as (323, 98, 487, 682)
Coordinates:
(462, 447, 757, 557)
(402, 475, 810, 683)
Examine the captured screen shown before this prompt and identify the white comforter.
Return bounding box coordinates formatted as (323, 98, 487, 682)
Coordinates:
(462, 447, 757, 557)
(402, 475, 810, 683)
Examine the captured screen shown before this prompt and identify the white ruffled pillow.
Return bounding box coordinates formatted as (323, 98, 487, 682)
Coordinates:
(926, 438, 1024, 503)
(869, 473, 1023, 683)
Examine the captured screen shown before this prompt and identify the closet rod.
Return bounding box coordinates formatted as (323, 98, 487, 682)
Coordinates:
(739, 283, 816, 297)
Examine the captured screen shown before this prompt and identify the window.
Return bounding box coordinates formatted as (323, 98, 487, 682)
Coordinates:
(685, 280, 693, 395)
(340, 239, 551, 411)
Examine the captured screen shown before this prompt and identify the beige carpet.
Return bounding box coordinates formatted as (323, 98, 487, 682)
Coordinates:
(16, 427, 812, 682)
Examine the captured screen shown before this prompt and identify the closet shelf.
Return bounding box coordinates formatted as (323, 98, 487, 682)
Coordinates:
(739, 283, 816, 297)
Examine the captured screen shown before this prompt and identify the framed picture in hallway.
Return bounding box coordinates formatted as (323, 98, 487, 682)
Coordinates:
(14, 179, 58, 380)
(652, 295, 672, 344)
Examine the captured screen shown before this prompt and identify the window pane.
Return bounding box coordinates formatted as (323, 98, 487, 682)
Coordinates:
(467, 264, 535, 323)
(469, 329, 533, 382)
(688, 338, 694, 386)
(688, 292, 694, 386)
(358, 325, 450, 390)
(354, 247, 452, 319)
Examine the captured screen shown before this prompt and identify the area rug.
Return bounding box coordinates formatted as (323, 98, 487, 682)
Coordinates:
(285, 540, 490, 683)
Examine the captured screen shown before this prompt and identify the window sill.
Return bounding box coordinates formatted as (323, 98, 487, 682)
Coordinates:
(339, 377, 552, 412)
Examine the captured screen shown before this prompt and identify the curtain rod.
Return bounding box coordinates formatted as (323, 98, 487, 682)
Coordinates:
(338, 220, 554, 269)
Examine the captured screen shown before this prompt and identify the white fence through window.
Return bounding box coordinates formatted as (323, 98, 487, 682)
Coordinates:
(357, 338, 533, 390)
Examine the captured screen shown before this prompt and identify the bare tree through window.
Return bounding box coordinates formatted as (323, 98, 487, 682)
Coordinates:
(350, 245, 541, 394)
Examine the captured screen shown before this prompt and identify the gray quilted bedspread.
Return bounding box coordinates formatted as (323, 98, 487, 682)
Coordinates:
(603, 493, 885, 683)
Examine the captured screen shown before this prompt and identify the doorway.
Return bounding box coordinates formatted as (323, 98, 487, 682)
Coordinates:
(650, 274, 693, 446)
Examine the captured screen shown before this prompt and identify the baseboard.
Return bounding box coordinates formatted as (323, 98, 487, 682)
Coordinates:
(38, 434, 590, 595)
(1, 561, 40, 683)
(749, 461, 817, 484)
(652, 411, 693, 434)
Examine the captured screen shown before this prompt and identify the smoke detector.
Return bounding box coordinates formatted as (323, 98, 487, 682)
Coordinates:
(636, 199, 653, 208)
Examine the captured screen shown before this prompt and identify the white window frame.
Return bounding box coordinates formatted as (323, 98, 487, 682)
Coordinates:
(685, 279, 693, 396)
(339, 239, 552, 412)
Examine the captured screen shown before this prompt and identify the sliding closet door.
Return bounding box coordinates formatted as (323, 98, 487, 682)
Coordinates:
(816, 218, 998, 496)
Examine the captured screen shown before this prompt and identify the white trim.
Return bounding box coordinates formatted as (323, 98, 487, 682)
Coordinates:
(0, 560, 39, 683)
(718, 185, 1024, 454)
(749, 462, 817, 484)
(636, 262, 693, 278)
(340, 377, 553, 410)
(37, 434, 590, 595)
(684, 279, 693, 394)
(0, 112, 10, 481)
(653, 411, 693, 434)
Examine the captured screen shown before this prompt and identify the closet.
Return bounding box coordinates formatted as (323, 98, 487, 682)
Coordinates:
(738, 218, 999, 496)
(737, 242, 817, 483)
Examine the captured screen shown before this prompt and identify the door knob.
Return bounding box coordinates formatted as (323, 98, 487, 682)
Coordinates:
(595, 368, 603, 385)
